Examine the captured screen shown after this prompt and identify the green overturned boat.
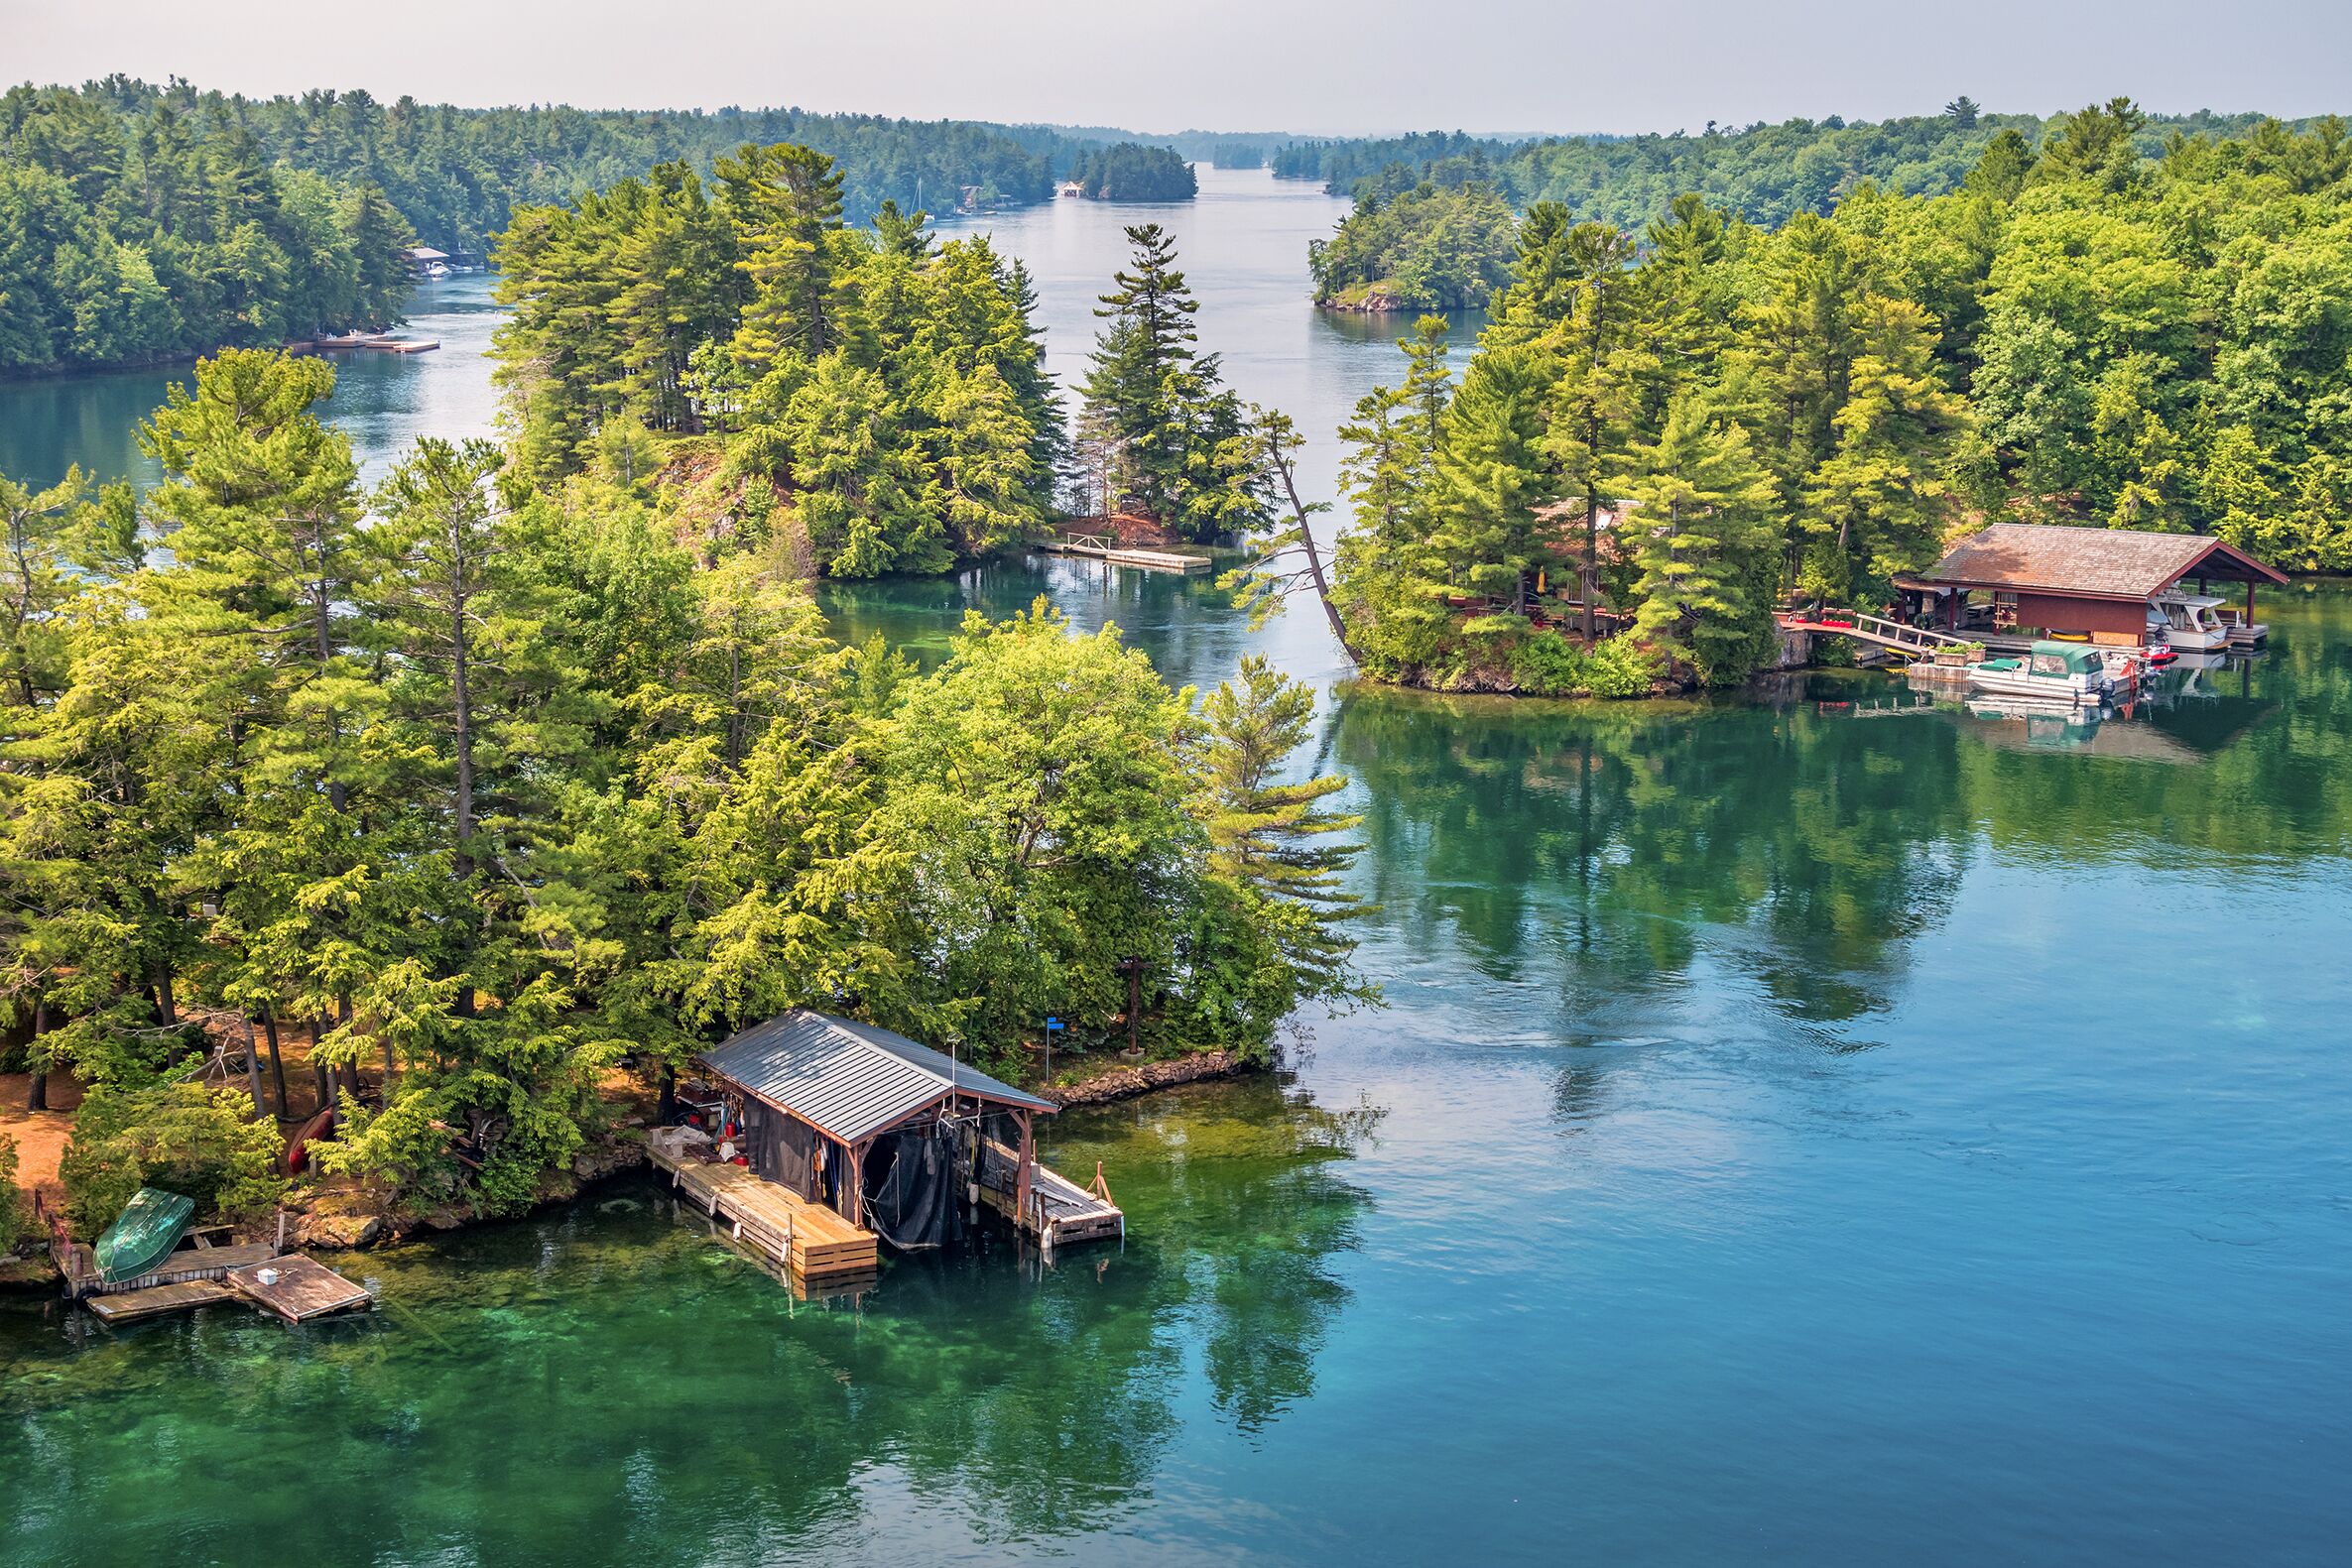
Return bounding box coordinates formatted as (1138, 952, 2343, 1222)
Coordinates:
(94, 1188, 195, 1283)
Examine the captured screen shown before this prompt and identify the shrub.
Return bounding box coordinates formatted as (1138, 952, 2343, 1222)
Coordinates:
(57, 1083, 287, 1237)
(1583, 637, 1664, 698)
(0, 1136, 24, 1254)
(1509, 630, 1591, 695)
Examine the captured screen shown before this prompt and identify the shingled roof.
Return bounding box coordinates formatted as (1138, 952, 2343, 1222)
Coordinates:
(1902, 524, 2286, 599)
(698, 1010, 1056, 1145)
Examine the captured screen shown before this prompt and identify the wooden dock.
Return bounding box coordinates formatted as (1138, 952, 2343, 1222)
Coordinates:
(228, 1255, 375, 1323)
(1036, 535, 1212, 574)
(976, 1139, 1124, 1251)
(57, 1238, 280, 1300)
(649, 1139, 880, 1284)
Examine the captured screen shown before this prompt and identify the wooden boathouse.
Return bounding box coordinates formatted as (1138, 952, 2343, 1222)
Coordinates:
(1893, 524, 2287, 649)
(648, 1010, 1122, 1290)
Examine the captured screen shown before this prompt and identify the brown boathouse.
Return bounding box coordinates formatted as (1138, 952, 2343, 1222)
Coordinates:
(648, 1009, 1122, 1291)
(1895, 524, 2287, 648)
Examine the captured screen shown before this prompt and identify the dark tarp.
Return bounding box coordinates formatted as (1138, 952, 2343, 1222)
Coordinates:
(863, 1125, 961, 1250)
(740, 1101, 819, 1199)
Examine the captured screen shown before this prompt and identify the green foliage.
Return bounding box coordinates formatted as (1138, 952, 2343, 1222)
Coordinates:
(1067, 144, 1197, 201)
(0, 344, 1379, 1212)
(58, 1082, 287, 1236)
(1197, 658, 1377, 1010)
(0, 86, 414, 372)
(0, 1135, 23, 1253)
(1309, 182, 1518, 309)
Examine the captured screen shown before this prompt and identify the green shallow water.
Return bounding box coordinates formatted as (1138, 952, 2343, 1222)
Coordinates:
(6, 170, 2352, 1565)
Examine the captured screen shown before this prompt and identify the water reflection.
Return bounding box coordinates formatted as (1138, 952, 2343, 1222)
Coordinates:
(0, 1074, 1378, 1559)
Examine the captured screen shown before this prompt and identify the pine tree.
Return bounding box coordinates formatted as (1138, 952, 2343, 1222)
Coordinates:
(1197, 655, 1375, 1009)
(1425, 343, 1562, 617)
(1081, 222, 1199, 519)
(717, 142, 847, 374)
(1800, 294, 1968, 601)
(1612, 393, 1781, 683)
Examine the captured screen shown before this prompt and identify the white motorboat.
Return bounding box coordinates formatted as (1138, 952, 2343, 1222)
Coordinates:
(2148, 591, 2234, 653)
(1965, 641, 2112, 706)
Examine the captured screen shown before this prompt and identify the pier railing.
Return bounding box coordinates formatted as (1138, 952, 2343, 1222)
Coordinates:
(1781, 609, 1985, 657)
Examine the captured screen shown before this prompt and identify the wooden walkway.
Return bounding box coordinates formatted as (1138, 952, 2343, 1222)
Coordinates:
(84, 1279, 239, 1324)
(977, 1139, 1124, 1251)
(649, 1138, 880, 1283)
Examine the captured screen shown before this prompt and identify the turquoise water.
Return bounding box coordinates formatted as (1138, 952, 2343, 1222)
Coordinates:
(5, 171, 2351, 1564)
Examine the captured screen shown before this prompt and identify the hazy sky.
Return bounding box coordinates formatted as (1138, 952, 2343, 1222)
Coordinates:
(7, 0, 2348, 134)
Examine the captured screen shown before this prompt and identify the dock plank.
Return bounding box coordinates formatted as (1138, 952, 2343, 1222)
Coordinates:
(85, 1279, 239, 1323)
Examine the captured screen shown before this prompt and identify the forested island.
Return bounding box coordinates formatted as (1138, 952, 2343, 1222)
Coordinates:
(1065, 142, 1198, 201)
(1324, 102, 2352, 695)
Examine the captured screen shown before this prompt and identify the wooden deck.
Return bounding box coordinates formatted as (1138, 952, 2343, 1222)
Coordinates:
(83, 1279, 240, 1324)
(228, 1254, 375, 1323)
(976, 1139, 1124, 1251)
(649, 1138, 880, 1283)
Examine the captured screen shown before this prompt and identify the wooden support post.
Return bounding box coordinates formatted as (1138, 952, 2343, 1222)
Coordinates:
(2245, 580, 2256, 628)
(847, 1139, 869, 1228)
(1014, 1110, 1035, 1234)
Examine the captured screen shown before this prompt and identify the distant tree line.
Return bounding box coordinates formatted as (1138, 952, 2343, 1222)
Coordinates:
(0, 77, 1120, 373)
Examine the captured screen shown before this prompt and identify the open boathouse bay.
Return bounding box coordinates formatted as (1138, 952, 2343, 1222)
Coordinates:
(3, 165, 2351, 1562)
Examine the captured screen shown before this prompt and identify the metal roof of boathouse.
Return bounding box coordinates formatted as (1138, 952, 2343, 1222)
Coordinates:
(1899, 524, 2287, 600)
(698, 1009, 1056, 1144)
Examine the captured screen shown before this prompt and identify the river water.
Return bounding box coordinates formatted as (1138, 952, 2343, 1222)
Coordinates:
(4, 170, 2349, 1566)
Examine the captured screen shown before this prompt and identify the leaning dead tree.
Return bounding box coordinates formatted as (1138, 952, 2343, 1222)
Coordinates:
(1220, 407, 1360, 663)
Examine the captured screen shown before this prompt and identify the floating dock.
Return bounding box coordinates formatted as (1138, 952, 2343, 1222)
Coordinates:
(1036, 536, 1212, 574)
(56, 1237, 279, 1300)
(228, 1254, 375, 1323)
(649, 1134, 881, 1285)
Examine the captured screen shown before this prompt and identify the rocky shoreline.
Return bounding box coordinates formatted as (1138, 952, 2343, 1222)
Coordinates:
(1042, 1047, 1257, 1105)
(3, 1048, 1262, 1281)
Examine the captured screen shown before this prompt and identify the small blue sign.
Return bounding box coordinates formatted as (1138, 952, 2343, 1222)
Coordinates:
(1046, 1017, 1063, 1031)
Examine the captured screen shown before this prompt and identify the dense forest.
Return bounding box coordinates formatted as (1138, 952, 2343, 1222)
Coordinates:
(1329, 102, 2352, 695)
(1066, 143, 1198, 201)
(0, 349, 1368, 1230)
(491, 147, 1064, 576)
(0, 77, 1130, 374)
